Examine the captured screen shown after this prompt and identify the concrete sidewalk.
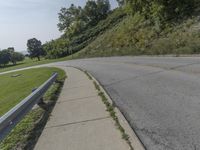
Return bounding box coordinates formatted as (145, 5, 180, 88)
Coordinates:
(34, 67, 130, 150)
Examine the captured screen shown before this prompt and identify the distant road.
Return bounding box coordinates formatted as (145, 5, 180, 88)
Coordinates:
(2, 56, 200, 149)
(55, 57, 200, 150)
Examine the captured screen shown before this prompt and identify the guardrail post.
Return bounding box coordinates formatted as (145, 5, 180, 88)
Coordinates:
(32, 88, 48, 111)
(38, 98, 48, 111)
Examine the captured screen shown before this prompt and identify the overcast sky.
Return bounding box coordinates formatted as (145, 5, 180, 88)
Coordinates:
(0, 0, 118, 52)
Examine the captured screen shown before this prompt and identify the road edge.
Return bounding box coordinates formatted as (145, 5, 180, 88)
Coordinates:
(72, 66, 145, 150)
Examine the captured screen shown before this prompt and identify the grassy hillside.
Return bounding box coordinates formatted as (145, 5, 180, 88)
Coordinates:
(74, 12, 200, 58)
(0, 67, 65, 115)
(0, 67, 65, 150)
(44, 8, 126, 59)
(66, 8, 126, 53)
(42, 1, 200, 59)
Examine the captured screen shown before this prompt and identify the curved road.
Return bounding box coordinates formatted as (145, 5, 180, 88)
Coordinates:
(1, 56, 200, 149)
(55, 57, 200, 150)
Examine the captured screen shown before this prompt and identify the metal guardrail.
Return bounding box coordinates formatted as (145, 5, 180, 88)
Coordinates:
(0, 72, 58, 142)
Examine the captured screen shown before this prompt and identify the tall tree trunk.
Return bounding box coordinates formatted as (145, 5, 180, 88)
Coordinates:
(37, 56, 40, 61)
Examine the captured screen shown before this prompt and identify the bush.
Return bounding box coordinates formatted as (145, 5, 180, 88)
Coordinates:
(0, 49, 24, 66)
(126, 0, 197, 25)
(0, 50, 10, 66)
(10, 52, 25, 65)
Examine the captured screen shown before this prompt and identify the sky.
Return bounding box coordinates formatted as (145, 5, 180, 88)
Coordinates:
(0, 0, 118, 52)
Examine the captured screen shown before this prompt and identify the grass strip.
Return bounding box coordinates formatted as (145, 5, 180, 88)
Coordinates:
(0, 68, 66, 150)
(85, 71, 134, 150)
(84, 70, 92, 80)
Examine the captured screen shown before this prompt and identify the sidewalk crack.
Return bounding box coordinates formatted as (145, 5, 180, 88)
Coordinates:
(45, 116, 111, 129)
(57, 95, 98, 103)
(65, 84, 93, 90)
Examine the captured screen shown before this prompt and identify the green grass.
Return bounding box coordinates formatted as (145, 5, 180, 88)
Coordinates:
(0, 57, 69, 74)
(0, 67, 65, 150)
(85, 71, 134, 150)
(73, 12, 200, 58)
(0, 67, 65, 116)
(84, 71, 93, 80)
(0, 109, 44, 150)
(66, 8, 126, 54)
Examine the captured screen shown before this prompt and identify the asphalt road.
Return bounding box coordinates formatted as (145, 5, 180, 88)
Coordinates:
(55, 57, 200, 150)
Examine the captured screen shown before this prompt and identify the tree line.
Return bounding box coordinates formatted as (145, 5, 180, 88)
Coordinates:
(43, 0, 111, 59)
(43, 0, 198, 59)
(1, 0, 197, 64)
(122, 0, 197, 24)
(0, 48, 24, 66)
(58, 0, 111, 35)
(0, 37, 45, 67)
(26, 0, 199, 60)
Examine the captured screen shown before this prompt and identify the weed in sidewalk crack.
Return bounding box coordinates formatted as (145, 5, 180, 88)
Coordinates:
(98, 90, 134, 150)
(93, 81, 101, 91)
(88, 73, 134, 150)
(76, 68, 138, 149)
(84, 71, 92, 80)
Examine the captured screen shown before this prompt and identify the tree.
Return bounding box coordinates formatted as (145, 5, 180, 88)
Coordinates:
(84, 1, 98, 24)
(27, 38, 44, 61)
(96, 0, 111, 19)
(5, 47, 24, 65)
(84, 0, 110, 25)
(7, 47, 15, 53)
(157, 0, 196, 20)
(0, 48, 25, 66)
(126, 0, 196, 23)
(116, 0, 125, 6)
(43, 38, 69, 59)
(58, 4, 84, 32)
(10, 52, 25, 65)
(0, 50, 10, 66)
(58, 1, 111, 35)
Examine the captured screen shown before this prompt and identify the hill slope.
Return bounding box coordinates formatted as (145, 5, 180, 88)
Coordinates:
(74, 12, 200, 58)
(44, 3, 200, 59)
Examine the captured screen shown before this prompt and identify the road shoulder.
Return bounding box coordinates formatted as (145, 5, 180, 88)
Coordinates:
(34, 67, 135, 150)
